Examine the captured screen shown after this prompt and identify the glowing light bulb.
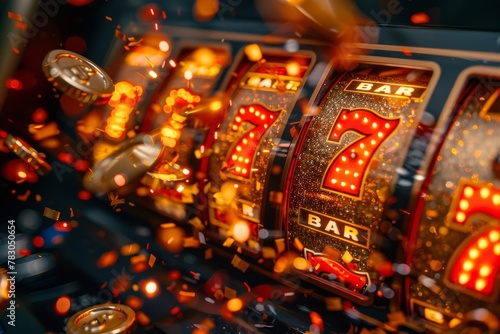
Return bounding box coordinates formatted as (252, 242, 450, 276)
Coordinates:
(184, 70, 193, 80)
(145, 281, 158, 295)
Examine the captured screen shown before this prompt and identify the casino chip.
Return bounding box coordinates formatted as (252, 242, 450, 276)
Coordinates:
(42, 49, 114, 105)
(66, 303, 136, 334)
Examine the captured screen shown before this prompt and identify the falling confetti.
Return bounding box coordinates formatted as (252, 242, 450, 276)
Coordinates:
(43, 207, 61, 221)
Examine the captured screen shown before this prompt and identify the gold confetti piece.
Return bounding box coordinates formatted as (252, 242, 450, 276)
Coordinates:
(342, 250, 353, 264)
(35, 194, 42, 202)
(28, 122, 60, 141)
(188, 217, 204, 230)
(96, 250, 118, 268)
(183, 237, 200, 248)
(115, 29, 126, 41)
(275, 238, 285, 255)
(43, 207, 60, 220)
(17, 190, 30, 202)
(8, 12, 23, 21)
(214, 289, 224, 301)
(108, 192, 125, 208)
(146, 253, 156, 268)
(125, 295, 143, 310)
(262, 247, 276, 259)
(268, 191, 283, 204)
(130, 254, 147, 264)
(325, 297, 343, 311)
(128, 202, 135, 207)
(290, 126, 298, 138)
(205, 248, 213, 260)
(223, 237, 235, 247)
(15, 21, 28, 30)
(105, 16, 113, 21)
(179, 290, 196, 297)
(293, 238, 304, 252)
(231, 254, 249, 273)
(224, 286, 237, 299)
(160, 222, 176, 229)
(136, 311, 150, 326)
(121, 243, 140, 256)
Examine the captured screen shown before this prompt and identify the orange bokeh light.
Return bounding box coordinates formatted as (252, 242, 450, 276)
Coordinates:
(55, 296, 71, 315)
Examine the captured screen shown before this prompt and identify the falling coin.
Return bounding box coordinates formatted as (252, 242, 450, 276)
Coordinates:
(66, 303, 136, 334)
(42, 49, 114, 104)
(83, 131, 164, 194)
(4, 133, 52, 175)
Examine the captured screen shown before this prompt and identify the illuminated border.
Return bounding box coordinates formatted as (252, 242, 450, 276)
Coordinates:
(479, 87, 500, 120)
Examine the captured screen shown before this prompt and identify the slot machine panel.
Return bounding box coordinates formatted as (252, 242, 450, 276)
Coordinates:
(205, 47, 316, 254)
(283, 57, 439, 304)
(406, 67, 500, 332)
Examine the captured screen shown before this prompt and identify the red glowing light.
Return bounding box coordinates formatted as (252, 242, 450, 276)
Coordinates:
(67, 0, 94, 6)
(444, 181, 500, 300)
(306, 249, 370, 292)
(322, 108, 400, 197)
(33, 236, 44, 248)
(64, 35, 87, 54)
(58, 152, 75, 165)
(310, 311, 324, 333)
(32, 107, 48, 124)
(73, 159, 90, 172)
(169, 270, 182, 281)
(54, 221, 71, 232)
(55, 296, 72, 315)
(78, 190, 92, 201)
(19, 249, 31, 256)
(411, 12, 430, 25)
(226, 105, 280, 178)
(6, 79, 22, 90)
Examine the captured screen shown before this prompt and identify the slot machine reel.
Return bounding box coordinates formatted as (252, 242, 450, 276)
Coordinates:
(283, 59, 438, 306)
(205, 47, 316, 256)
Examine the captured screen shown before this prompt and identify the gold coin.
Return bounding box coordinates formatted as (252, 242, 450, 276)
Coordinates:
(66, 303, 136, 334)
(42, 49, 114, 104)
